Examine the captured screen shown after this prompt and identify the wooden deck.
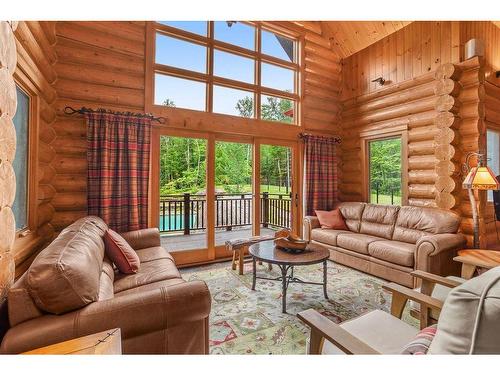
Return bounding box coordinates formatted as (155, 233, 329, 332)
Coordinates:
(161, 226, 277, 252)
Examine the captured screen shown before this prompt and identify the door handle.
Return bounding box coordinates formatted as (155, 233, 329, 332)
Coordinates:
(294, 193, 299, 207)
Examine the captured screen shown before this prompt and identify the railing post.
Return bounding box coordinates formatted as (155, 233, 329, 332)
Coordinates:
(263, 192, 269, 228)
(391, 187, 394, 205)
(184, 193, 190, 235)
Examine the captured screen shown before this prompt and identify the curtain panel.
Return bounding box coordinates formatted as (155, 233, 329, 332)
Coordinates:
(86, 111, 151, 232)
(303, 134, 341, 216)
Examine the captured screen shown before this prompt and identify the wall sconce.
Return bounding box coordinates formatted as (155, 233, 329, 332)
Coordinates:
(462, 152, 500, 248)
(371, 77, 386, 86)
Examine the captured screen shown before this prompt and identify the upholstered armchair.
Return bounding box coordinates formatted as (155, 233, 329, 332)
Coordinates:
(299, 267, 500, 354)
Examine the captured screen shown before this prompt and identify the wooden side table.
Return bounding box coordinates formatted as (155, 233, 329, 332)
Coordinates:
(453, 249, 500, 280)
(23, 328, 122, 354)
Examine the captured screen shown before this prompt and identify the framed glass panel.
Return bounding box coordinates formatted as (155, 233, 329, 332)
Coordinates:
(260, 95, 295, 124)
(214, 21, 255, 50)
(158, 21, 208, 36)
(368, 138, 402, 205)
(487, 129, 500, 201)
(261, 29, 295, 63)
(213, 49, 255, 84)
(261, 62, 295, 93)
(155, 73, 206, 111)
(12, 85, 30, 230)
(213, 85, 254, 118)
(155, 33, 207, 73)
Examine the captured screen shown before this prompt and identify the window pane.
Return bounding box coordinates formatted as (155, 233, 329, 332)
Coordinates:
(260, 95, 295, 124)
(213, 85, 254, 117)
(369, 138, 402, 206)
(213, 49, 254, 84)
(12, 86, 29, 230)
(487, 129, 500, 201)
(155, 74, 206, 111)
(158, 21, 207, 36)
(261, 29, 295, 62)
(156, 33, 206, 73)
(261, 62, 295, 93)
(214, 21, 255, 50)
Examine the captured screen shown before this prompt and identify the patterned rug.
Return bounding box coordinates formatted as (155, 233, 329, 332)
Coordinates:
(181, 260, 418, 354)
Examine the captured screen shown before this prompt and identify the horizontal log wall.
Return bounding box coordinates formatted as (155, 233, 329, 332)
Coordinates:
(52, 21, 147, 231)
(342, 21, 460, 100)
(340, 72, 439, 205)
(12, 21, 58, 276)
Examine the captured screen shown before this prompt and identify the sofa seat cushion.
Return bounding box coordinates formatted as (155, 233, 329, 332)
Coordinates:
(336, 233, 383, 255)
(322, 310, 418, 354)
(136, 246, 174, 263)
(114, 278, 186, 296)
(113, 258, 181, 293)
(368, 240, 416, 267)
(311, 228, 350, 247)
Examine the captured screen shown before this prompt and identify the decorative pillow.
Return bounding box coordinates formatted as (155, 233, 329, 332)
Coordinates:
(315, 209, 348, 230)
(401, 324, 437, 355)
(104, 229, 140, 274)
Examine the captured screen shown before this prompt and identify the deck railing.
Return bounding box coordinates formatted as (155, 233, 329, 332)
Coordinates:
(159, 192, 291, 234)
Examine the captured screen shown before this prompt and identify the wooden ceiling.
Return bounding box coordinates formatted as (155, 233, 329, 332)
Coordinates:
(318, 21, 412, 58)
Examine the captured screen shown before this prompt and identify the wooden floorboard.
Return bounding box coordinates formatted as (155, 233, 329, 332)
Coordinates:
(161, 226, 277, 252)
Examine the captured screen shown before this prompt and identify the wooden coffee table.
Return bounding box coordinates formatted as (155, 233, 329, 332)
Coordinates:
(249, 240, 330, 313)
(453, 249, 500, 279)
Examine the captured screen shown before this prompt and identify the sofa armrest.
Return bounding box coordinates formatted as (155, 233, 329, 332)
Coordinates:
(120, 228, 161, 250)
(303, 216, 320, 241)
(0, 281, 211, 354)
(416, 233, 466, 256)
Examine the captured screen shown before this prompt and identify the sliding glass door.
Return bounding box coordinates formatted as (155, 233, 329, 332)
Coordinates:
(151, 130, 300, 266)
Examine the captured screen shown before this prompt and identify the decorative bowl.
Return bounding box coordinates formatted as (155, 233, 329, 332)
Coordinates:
(274, 237, 308, 254)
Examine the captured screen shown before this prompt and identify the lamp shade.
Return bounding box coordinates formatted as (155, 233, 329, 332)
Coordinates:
(462, 165, 500, 190)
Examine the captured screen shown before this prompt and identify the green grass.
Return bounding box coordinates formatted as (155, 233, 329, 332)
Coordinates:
(370, 193, 401, 205)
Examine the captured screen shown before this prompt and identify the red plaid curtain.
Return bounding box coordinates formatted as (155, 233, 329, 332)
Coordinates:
(86, 111, 151, 232)
(303, 134, 340, 216)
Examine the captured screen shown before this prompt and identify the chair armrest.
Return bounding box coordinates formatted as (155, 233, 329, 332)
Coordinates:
(411, 270, 463, 289)
(416, 233, 466, 257)
(303, 216, 320, 241)
(120, 228, 161, 250)
(298, 309, 379, 354)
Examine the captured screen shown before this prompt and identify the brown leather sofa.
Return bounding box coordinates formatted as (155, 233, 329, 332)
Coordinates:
(0, 216, 211, 354)
(304, 203, 466, 288)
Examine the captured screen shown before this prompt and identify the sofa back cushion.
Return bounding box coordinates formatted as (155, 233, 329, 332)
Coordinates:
(359, 204, 400, 240)
(428, 266, 500, 354)
(26, 216, 108, 314)
(392, 206, 461, 244)
(338, 202, 365, 233)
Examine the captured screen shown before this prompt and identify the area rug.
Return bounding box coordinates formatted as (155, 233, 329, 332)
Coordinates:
(181, 260, 418, 354)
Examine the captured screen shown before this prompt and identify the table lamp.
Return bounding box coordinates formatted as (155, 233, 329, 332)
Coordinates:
(462, 152, 500, 248)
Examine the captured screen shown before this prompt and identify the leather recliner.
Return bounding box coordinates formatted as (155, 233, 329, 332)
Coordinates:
(0, 216, 211, 354)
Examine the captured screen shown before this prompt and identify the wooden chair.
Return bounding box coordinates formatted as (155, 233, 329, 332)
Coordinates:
(298, 270, 448, 354)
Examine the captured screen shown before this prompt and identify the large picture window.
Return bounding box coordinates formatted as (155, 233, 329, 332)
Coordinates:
(152, 21, 300, 124)
(368, 138, 402, 206)
(12, 85, 31, 230)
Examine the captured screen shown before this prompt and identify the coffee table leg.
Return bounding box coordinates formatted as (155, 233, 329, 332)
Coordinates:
(323, 260, 329, 299)
(281, 265, 288, 313)
(251, 257, 257, 290)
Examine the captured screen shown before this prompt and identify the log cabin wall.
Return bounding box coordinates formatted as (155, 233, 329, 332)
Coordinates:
(51, 21, 342, 234)
(12, 21, 58, 277)
(51, 21, 147, 232)
(340, 21, 500, 248)
(0, 21, 18, 339)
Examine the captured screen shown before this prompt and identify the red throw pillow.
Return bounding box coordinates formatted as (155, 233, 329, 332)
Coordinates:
(315, 209, 348, 230)
(104, 229, 140, 274)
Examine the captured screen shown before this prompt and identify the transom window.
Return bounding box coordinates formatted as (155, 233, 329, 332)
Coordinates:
(152, 21, 300, 124)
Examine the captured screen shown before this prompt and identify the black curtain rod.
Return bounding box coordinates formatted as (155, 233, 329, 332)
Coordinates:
(299, 132, 341, 143)
(64, 106, 166, 124)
